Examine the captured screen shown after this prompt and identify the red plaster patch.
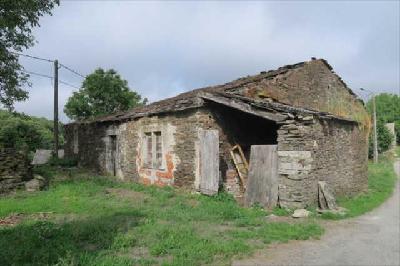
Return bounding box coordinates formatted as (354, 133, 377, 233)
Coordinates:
(156, 153, 174, 179)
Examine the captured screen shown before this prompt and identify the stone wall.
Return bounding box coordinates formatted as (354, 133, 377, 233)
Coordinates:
(65, 122, 109, 173)
(118, 111, 197, 187)
(65, 104, 368, 209)
(66, 110, 201, 188)
(0, 149, 33, 195)
(277, 116, 368, 208)
(226, 59, 368, 126)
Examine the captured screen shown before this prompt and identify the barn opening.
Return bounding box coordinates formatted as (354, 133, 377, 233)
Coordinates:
(209, 102, 279, 161)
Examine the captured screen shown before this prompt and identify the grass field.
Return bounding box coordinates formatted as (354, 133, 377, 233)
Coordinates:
(0, 169, 322, 266)
(1, 147, 398, 265)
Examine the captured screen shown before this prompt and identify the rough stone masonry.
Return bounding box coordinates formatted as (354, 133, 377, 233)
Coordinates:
(64, 58, 369, 209)
(0, 149, 33, 195)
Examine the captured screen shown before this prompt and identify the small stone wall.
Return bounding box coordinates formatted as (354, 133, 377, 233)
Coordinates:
(0, 149, 33, 195)
(277, 116, 368, 208)
(65, 122, 109, 173)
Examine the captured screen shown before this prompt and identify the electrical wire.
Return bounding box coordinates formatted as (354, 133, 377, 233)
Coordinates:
(11, 51, 54, 63)
(59, 80, 80, 89)
(59, 63, 85, 78)
(22, 69, 53, 79)
(22, 69, 80, 89)
(13, 52, 86, 78)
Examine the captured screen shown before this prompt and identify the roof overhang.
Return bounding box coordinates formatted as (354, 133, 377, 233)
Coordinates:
(199, 92, 288, 122)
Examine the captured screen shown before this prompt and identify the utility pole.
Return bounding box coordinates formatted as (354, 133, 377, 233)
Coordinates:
(54, 59, 59, 158)
(372, 94, 378, 163)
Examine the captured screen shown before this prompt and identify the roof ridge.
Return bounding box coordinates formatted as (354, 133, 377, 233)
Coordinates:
(70, 58, 362, 124)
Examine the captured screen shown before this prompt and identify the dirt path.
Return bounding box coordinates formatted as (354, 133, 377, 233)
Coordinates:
(233, 160, 400, 266)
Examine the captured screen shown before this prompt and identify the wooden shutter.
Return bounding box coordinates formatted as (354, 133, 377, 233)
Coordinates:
(154, 131, 162, 169)
(198, 130, 220, 195)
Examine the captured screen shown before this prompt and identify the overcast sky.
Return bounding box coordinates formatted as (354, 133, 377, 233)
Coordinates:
(14, 0, 400, 122)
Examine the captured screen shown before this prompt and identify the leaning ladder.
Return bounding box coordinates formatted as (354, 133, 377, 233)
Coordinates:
(230, 144, 249, 190)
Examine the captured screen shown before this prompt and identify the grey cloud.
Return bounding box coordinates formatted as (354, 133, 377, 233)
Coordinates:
(13, 1, 399, 122)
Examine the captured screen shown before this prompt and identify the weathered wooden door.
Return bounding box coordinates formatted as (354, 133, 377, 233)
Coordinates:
(199, 130, 219, 195)
(245, 145, 278, 209)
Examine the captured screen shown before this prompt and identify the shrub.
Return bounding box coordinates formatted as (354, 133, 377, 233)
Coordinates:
(0, 110, 63, 152)
(368, 122, 394, 158)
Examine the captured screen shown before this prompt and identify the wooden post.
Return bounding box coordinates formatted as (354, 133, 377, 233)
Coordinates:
(53, 59, 59, 157)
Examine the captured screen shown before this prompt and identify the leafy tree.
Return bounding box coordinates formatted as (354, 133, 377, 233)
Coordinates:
(366, 93, 400, 123)
(366, 93, 400, 144)
(0, 0, 59, 110)
(64, 68, 147, 120)
(0, 109, 63, 152)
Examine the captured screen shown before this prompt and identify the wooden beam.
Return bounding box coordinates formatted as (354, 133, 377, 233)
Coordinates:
(200, 93, 287, 122)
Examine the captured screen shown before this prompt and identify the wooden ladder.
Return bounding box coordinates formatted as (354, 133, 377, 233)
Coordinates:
(230, 144, 249, 190)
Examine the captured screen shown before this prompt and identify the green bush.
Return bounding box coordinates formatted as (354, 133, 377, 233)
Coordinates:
(368, 122, 394, 158)
(0, 110, 63, 152)
(366, 93, 399, 145)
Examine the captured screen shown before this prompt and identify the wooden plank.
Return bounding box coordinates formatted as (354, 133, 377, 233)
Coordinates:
(318, 181, 338, 210)
(199, 130, 220, 195)
(245, 145, 278, 209)
(230, 145, 249, 190)
(200, 93, 287, 122)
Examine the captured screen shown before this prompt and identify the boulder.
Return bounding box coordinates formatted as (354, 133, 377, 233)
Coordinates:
(318, 181, 337, 210)
(292, 209, 310, 218)
(25, 175, 47, 192)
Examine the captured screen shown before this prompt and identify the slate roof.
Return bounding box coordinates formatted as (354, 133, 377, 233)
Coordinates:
(71, 58, 360, 125)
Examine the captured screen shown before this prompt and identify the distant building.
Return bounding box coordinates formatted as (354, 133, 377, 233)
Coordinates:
(64, 58, 368, 209)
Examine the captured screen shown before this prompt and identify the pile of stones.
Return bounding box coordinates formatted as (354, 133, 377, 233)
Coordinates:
(0, 149, 39, 195)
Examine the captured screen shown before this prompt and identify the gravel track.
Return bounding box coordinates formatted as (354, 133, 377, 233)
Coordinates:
(233, 160, 400, 266)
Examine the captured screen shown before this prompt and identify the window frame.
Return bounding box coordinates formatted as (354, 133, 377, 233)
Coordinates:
(143, 131, 163, 170)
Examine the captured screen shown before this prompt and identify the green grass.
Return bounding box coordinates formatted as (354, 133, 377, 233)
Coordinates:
(0, 169, 323, 266)
(321, 152, 398, 220)
(2, 147, 398, 264)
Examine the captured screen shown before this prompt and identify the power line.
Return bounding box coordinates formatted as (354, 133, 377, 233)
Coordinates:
(13, 52, 86, 78)
(59, 63, 85, 78)
(11, 51, 54, 63)
(22, 69, 53, 79)
(22, 69, 80, 89)
(59, 80, 80, 89)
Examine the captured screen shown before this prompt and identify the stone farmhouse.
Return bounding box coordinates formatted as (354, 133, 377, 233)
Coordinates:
(64, 58, 369, 209)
